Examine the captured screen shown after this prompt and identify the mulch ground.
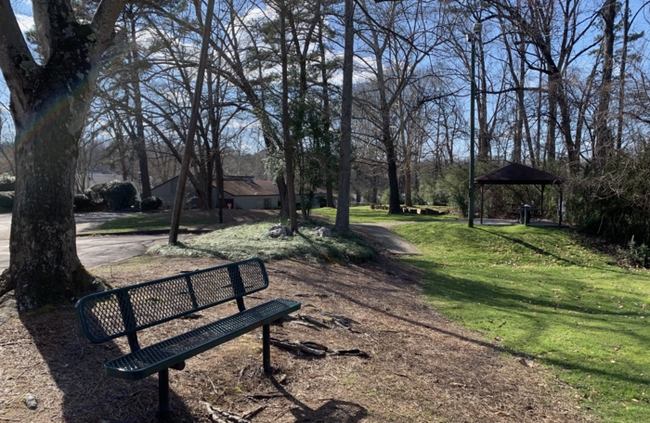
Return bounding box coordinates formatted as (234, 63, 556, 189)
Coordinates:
(0, 253, 596, 422)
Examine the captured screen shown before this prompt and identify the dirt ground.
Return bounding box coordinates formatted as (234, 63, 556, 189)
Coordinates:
(0, 249, 597, 423)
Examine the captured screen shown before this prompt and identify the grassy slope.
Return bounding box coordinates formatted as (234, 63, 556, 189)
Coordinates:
(394, 222, 650, 422)
(312, 206, 457, 223)
(148, 220, 376, 263)
(95, 212, 218, 232)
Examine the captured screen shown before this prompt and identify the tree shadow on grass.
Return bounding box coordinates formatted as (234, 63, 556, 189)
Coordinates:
(287, 259, 650, 389)
(475, 227, 629, 275)
(19, 310, 192, 422)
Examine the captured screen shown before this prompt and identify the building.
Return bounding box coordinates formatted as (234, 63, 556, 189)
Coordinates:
(151, 176, 324, 210)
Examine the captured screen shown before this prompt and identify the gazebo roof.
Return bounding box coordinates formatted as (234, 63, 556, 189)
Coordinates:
(475, 163, 563, 185)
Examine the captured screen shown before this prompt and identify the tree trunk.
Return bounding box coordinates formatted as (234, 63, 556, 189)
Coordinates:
(546, 72, 559, 162)
(404, 159, 412, 207)
(0, 0, 125, 309)
(276, 175, 290, 218)
(279, 0, 298, 233)
(616, 0, 630, 151)
(128, 12, 151, 199)
(386, 133, 401, 214)
(594, 0, 617, 160)
(10, 113, 97, 310)
(318, 14, 335, 209)
(477, 40, 490, 161)
(334, 0, 354, 232)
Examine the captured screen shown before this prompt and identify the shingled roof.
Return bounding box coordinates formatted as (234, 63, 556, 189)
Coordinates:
(475, 163, 563, 185)
(223, 179, 279, 196)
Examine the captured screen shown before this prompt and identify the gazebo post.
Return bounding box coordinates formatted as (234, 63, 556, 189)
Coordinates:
(480, 184, 485, 225)
(559, 187, 563, 226)
(539, 184, 546, 220)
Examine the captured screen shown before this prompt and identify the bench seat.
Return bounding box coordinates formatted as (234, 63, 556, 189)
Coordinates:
(106, 298, 300, 380)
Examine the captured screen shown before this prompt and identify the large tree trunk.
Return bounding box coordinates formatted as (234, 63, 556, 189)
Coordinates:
(594, 0, 617, 160)
(279, 0, 298, 233)
(334, 0, 354, 232)
(10, 113, 96, 310)
(0, 0, 125, 310)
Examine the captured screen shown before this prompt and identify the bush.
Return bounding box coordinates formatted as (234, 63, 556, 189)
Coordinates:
(618, 236, 650, 268)
(566, 149, 650, 246)
(441, 165, 469, 216)
(74, 194, 93, 211)
(87, 180, 137, 211)
(0, 191, 13, 209)
(141, 196, 163, 211)
(417, 180, 448, 206)
(0, 174, 15, 191)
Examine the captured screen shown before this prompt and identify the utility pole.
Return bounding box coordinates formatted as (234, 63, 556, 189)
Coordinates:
(467, 22, 482, 228)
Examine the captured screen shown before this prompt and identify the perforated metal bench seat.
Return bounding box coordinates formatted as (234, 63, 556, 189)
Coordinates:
(106, 298, 300, 380)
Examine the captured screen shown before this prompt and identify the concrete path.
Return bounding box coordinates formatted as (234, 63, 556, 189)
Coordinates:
(452, 218, 569, 227)
(0, 212, 191, 271)
(351, 222, 421, 255)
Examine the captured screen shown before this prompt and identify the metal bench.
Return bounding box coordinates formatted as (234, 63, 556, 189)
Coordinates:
(75, 258, 301, 420)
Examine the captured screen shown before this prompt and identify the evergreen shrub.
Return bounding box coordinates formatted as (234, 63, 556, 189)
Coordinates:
(0, 191, 13, 209)
(0, 174, 15, 191)
(141, 196, 163, 211)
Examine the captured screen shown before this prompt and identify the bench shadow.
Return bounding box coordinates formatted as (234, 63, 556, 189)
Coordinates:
(269, 375, 367, 422)
(19, 310, 192, 422)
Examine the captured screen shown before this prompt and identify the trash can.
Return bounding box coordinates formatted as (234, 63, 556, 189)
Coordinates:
(520, 204, 531, 225)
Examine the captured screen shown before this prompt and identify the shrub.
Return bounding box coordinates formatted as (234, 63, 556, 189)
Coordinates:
(87, 181, 137, 211)
(566, 149, 650, 246)
(141, 196, 163, 211)
(0, 191, 13, 209)
(86, 185, 105, 207)
(74, 194, 93, 211)
(618, 236, 650, 268)
(0, 174, 15, 191)
(441, 165, 469, 217)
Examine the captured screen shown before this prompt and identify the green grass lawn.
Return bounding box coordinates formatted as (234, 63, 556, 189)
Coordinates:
(148, 220, 376, 263)
(394, 223, 650, 422)
(312, 206, 457, 223)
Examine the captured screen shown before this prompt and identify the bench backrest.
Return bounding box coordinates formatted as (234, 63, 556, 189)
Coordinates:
(75, 258, 269, 343)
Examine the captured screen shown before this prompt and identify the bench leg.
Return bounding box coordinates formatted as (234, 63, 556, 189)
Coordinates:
(263, 324, 271, 374)
(157, 368, 171, 421)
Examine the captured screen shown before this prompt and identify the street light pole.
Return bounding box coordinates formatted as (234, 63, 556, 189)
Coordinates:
(467, 22, 481, 228)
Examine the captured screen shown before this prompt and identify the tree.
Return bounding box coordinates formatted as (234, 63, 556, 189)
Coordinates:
(488, 0, 599, 169)
(593, 0, 617, 160)
(0, 0, 126, 310)
(334, 0, 354, 231)
(354, 0, 442, 214)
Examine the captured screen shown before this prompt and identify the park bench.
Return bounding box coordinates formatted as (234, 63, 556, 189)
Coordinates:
(75, 258, 301, 420)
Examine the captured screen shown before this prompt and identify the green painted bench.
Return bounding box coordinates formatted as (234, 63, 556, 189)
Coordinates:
(75, 258, 301, 420)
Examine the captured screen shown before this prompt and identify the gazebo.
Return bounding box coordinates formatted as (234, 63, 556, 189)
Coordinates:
(474, 163, 564, 225)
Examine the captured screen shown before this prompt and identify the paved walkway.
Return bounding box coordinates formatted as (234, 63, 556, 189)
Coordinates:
(351, 222, 422, 255)
(453, 218, 569, 227)
(0, 212, 191, 271)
